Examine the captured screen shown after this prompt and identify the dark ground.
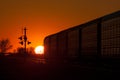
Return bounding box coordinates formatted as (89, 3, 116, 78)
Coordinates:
(0, 56, 120, 80)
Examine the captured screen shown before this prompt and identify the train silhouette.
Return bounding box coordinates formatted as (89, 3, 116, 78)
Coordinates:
(44, 11, 120, 64)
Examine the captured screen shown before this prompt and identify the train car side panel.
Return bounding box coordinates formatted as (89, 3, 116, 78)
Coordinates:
(81, 23, 98, 60)
(44, 37, 50, 60)
(49, 34, 58, 60)
(57, 31, 68, 61)
(101, 16, 120, 58)
(68, 28, 80, 61)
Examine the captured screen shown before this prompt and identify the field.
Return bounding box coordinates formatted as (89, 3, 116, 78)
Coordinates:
(0, 56, 120, 80)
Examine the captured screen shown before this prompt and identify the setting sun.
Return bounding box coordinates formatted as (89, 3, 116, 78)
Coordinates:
(35, 46, 44, 54)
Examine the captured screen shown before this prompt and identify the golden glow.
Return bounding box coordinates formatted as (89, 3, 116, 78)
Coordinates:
(35, 46, 44, 54)
(0, 0, 120, 52)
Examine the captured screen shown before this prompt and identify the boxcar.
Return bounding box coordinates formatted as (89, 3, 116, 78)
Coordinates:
(44, 10, 120, 64)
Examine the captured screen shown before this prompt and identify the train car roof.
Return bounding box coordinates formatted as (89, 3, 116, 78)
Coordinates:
(44, 10, 120, 38)
(102, 10, 120, 21)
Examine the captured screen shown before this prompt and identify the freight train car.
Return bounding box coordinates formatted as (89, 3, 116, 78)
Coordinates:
(44, 11, 120, 64)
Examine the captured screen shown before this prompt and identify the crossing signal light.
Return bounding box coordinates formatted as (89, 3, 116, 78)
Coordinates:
(28, 41, 31, 45)
(18, 36, 22, 40)
(19, 41, 23, 45)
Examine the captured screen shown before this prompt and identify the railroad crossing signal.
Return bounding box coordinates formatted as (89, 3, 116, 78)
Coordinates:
(18, 27, 31, 53)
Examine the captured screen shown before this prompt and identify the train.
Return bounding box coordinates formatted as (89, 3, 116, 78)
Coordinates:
(44, 11, 120, 64)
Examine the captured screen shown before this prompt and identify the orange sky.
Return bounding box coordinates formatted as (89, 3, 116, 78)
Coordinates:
(0, 0, 120, 52)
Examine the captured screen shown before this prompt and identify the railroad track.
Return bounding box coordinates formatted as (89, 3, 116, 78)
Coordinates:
(27, 58, 46, 64)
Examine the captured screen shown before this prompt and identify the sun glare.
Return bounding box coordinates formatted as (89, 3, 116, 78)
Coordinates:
(35, 46, 44, 54)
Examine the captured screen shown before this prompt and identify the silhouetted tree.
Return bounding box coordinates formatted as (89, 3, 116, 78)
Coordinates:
(27, 47, 35, 55)
(16, 47, 35, 57)
(0, 39, 13, 54)
(17, 47, 24, 54)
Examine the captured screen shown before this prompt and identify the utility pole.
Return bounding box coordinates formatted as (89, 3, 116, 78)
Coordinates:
(18, 27, 31, 55)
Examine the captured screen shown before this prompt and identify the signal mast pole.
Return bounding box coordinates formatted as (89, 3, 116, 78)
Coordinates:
(24, 27, 27, 54)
